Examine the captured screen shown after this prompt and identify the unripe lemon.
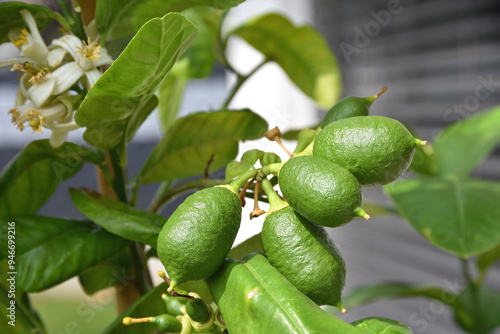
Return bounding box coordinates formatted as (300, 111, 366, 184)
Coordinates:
(314, 116, 425, 187)
(157, 186, 241, 291)
(262, 206, 345, 308)
(278, 156, 368, 227)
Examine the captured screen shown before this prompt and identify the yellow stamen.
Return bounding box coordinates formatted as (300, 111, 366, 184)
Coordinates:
(8, 108, 26, 131)
(13, 29, 29, 47)
(76, 37, 101, 61)
(26, 110, 45, 134)
(28, 68, 51, 84)
(10, 62, 37, 76)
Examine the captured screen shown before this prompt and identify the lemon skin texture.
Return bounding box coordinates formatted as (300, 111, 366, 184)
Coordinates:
(262, 206, 345, 307)
(157, 186, 241, 290)
(279, 156, 363, 227)
(314, 116, 418, 187)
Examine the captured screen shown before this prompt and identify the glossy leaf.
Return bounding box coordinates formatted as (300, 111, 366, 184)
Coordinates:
(433, 106, 500, 177)
(0, 2, 66, 44)
(207, 253, 364, 333)
(477, 243, 500, 280)
(158, 68, 189, 132)
(70, 188, 165, 247)
(385, 177, 500, 258)
(454, 286, 500, 333)
(0, 140, 103, 217)
(232, 13, 342, 108)
(0, 215, 128, 292)
(139, 109, 268, 183)
(102, 283, 168, 334)
(78, 248, 133, 295)
(351, 317, 412, 334)
(228, 233, 263, 260)
(97, 0, 244, 39)
(75, 13, 196, 149)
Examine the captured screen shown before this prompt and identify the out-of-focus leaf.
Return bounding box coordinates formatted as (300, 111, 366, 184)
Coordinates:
(0, 215, 128, 292)
(232, 13, 342, 108)
(385, 177, 500, 258)
(78, 248, 133, 295)
(351, 317, 412, 334)
(102, 283, 168, 334)
(433, 106, 500, 177)
(0, 2, 68, 44)
(0, 140, 103, 217)
(75, 13, 196, 149)
(70, 188, 165, 247)
(139, 109, 268, 183)
(477, 243, 500, 280)
(454, 286, 500, 333)
(97, 0, 245, 40)
(158, 65, 189, 132)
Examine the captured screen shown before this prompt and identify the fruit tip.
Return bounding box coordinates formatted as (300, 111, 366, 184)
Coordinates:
(376, 86, 388, 98)
(122, 317, 133, 325)
(416, 139, 427, 146)
(354, 207, 370, 220)
(336, 301, 347, 313)
(363, 213, 371, 220)
(157, 270, 166, 279)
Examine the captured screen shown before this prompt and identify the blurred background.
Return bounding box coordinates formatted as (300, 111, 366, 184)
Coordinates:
(1, 0, 499, 333)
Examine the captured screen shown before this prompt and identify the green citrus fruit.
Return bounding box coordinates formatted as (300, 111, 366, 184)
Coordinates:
(186, 298, 211, 323)
(151, 314, 182, 332)
(262, 206, 345, 308)
(278, 156, 368, 227)
(321, 88, 387, 128)
(314, 115, 425, 186)
(157, 186, 241, 291)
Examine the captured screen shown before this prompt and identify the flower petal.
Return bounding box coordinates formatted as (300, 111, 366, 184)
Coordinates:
(49, 129, 68, 148)
(84, 69, 102, 89)
(47, 47, 67, 67)
(27, 74, 56, 107)
(52, 62, 84, 95)
(0, 58, 27, 68)
(51, 35, 83, 61)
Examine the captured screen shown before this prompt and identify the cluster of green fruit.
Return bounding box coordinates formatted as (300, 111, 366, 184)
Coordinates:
(126, 89, 425, 333)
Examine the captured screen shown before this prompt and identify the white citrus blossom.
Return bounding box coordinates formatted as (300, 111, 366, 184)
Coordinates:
(50, 34, 113, 94)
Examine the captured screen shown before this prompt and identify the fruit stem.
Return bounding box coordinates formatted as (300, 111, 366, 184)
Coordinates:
(375, 86, 388, 98)
(265, 126, 293, 156)
(250, 180, 266, 219)
(354, 207, 370, 220)
(260, 177, 289, 215)
(122, 316, 153, 325)
(367, 86, 388, 103)
(239, 177, 255, 206)
(224, 169, 258, 195)
(260, 162, 283, 176)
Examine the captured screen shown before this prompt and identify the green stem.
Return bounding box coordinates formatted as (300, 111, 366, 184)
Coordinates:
(226, 169, 258, 194)
(130, 242, 153, 294)
(148, 179, 226, 213)
(260, 177, 288, 214)
(108, 149, 128, 203)
(220, 59, 269, 109)
(71, 3, 87, 41)
(56, 0, 74, 21)
(261, 162, 283, 176)
(461, 258, 481, 331)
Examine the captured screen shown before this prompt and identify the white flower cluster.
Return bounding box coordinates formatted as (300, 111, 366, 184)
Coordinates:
(1, 9, 113, 147)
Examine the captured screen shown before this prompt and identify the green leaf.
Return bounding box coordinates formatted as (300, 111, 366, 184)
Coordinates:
(232, 13, 342, 108)
(0, 2, 66, 44)
(97, 0, 244, 40)
(385, 177, 500, 258)
(454, 286, 500, 333)
(434, 106, 500, 177)
(158, 67, 189, 132)
(0, 215, 128, 292)
(361, 201, 396, 217)
(345, 282, 462, 309)
(241, 149, 264, 165)
(182, 7, 220, 78)
(70, 188, 165, 247)
(0, 140, 103, 217)
(477, 243, 500, 279)
(228, 233, 263, 260)
(75, 13, 197, 149)
(139, 109, 268, 183)
(102, 283, 168, 334)
(78, 248, 133, 295)
(351, 317, 412, 334)
(260, 152, 281, 166)
(0, 285, 44, 334)
(409, 142, 438, 176)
